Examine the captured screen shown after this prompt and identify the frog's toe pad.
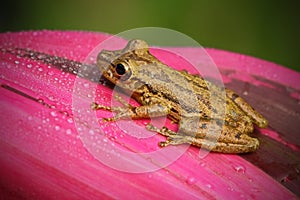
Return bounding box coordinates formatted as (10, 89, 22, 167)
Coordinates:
(159, 141, 169, 147)
(159, 135, 189, 147)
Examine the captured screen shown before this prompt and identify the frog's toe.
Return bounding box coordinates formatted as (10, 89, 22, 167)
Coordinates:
(159, 141, 169, 147)
(159, 138, 177, 147)
(159, 135, 190, 147)
(91, 102, 98, 110)
(146, 124, 159, 132)
(91, 102, 112, 111)
(102, 117, 117, 122)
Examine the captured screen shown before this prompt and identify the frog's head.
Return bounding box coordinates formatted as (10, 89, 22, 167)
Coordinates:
(97, 39, 160, 88)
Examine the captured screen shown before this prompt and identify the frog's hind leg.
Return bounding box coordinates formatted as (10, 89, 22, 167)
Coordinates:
(210, 134, 259, 153)
(146, 124, 259, 153)
(226, 88, 268, 128)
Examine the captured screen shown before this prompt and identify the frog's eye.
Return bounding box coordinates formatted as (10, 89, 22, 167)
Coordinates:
(113, 62, 131, 80)
(115, 63, 126, 76)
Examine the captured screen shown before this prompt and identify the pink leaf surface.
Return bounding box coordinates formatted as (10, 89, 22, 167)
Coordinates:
(0, 31, 299, 199)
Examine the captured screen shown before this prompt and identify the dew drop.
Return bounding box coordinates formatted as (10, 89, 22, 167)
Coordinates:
(66, 129, 72, 135)
(243, 91, 248, 96)
(233, 164, 246, 173)
(37, 99, 44, 104)
(14, 60, 20, 65)
(199, 162, 206, 167)
(77, 126, 83, 132)
(84, 83, 90, 88)
(54, 125, 61, 131)
(67, 117, 73, 124)
(186, 176, 197, 185)
(50, 111, 58, 117)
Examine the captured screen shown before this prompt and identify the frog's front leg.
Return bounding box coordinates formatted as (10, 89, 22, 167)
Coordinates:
(92, 99, 169, 121)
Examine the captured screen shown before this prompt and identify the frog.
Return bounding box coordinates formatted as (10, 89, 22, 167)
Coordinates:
(92, 39, 268, 153)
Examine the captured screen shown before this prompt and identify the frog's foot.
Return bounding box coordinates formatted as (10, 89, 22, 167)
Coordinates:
(146, 124, 177, 137)
(91, 102, 112, 111)
(91, 100, 135, 122)
(159, 135, 191, 147)
(91, 94, 132, 111)
(146, 124, 189, 147)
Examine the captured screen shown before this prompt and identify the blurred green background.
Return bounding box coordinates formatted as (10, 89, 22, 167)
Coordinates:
(1, 0, 299, 71)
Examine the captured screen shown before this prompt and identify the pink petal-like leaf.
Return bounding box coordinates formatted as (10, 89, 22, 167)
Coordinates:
(0, 31, 299, 199)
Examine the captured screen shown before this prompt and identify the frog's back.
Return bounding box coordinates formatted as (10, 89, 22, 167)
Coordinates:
(134, 63, 214, 119)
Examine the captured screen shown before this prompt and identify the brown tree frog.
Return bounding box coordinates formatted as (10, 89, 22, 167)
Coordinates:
(92, 40, 268, 153)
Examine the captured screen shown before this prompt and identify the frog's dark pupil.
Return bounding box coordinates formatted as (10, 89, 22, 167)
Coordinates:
(116, 63, 126, 75)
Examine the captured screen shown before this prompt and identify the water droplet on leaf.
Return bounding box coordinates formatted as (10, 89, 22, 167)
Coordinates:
(186, 176, 197, 185)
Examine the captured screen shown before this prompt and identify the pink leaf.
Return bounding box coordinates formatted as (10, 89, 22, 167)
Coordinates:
(0, 30, 299, 199)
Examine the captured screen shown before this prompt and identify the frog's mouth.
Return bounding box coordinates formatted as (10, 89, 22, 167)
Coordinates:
(97, 61, 120, 85)
(104, 68, 114, 79)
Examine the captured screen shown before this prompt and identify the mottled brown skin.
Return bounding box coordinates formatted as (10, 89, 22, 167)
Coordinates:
(92, 39, 268, 153)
